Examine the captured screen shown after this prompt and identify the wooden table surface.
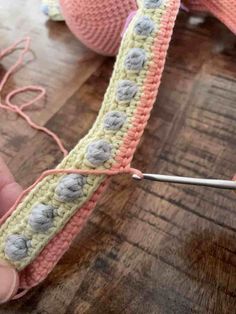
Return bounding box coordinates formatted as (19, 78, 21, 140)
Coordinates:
(0, 1, 236, 313)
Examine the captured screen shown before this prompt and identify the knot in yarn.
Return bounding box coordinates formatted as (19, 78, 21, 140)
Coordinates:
(86, 140, 112, 166)
(116, 80, 138, 102)
(104, 111, 127, 130)
(134, 16, 155, 36)
(5, 235, 30, 261)
(28, 204, 56, 232)
(144, 0, 164, 8)
(55, 174, 87, 202)
(124, 48, 146, 71)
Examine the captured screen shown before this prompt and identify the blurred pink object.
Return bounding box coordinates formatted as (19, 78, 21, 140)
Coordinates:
(184, 0, 236, 34)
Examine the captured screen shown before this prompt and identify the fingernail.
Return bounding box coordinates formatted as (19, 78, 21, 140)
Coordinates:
(0, 260, 19, 304)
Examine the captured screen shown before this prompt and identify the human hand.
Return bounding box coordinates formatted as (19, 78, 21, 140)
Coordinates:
(0, 156, 22, 217)
(0, 155, 22, 304)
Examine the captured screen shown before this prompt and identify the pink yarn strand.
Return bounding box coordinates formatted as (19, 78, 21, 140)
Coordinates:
(0, 37, 68, 156)
(0, 38, 144, 231)
(0, 166, 143, 225)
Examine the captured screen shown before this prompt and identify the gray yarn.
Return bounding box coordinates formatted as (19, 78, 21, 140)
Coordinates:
(124, 48, 146, 71)
(103, 111, 126, 130)
(116, 80, 138, 102)
(134, 16, 155, 36)
(5, 234, 30, 261)
(86, 140, 112, 166)
(143, 0, 164, 8)
(55, 174, 86, 202)
(28, 203, 56, 232)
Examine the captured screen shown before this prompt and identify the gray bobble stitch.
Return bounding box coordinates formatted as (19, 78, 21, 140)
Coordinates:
(5, 234, 30, 261)
(116, 80, 138, 102)
(55, 174, 86, 202)
(86, 140, 112, 166)
(124, 48, 146, 71)
(143, 0, 164, 8)
(134, 16, 155, 36)
(104, 111, 126, 130)
(29, 203, 56, 232)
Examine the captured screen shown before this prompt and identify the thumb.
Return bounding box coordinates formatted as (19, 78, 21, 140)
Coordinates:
(0, 157, 21, 302)
(0, 156, 22, 216)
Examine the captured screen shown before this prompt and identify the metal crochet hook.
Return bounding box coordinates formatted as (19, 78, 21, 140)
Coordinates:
(132, 173, 236, 190)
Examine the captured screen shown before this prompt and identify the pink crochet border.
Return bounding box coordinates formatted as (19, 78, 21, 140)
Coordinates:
(16, 0, 180, 293)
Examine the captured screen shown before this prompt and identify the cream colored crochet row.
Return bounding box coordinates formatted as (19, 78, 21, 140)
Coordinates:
(0, 0, 169, 270)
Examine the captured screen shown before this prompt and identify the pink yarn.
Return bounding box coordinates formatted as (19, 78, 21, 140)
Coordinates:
(0, 38, 68, 157)
(0, 167, 142, 226)
(60, 0, 137, 56)
(121, 10, 137, 37)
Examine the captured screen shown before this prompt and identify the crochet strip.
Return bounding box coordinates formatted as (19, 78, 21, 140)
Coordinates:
(0, 0, 180, 275)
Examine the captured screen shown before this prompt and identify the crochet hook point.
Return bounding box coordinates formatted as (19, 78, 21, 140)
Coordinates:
(132, 173, 236, 190)
(132, 174, 143, 180)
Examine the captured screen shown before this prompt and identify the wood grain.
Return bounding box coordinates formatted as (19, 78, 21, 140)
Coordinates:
(0, 1, 236, 313)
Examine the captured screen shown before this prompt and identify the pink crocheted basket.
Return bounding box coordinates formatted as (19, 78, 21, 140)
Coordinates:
(60, 0, 138, 56)
(60, 0, 236, 57)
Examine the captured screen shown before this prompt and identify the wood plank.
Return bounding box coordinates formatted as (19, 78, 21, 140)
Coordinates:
(0, 0, 104, 162)
(0, 2, 236, 313)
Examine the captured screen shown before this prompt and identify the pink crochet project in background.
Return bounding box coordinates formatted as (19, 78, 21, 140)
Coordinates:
(60, 0, 236, 57)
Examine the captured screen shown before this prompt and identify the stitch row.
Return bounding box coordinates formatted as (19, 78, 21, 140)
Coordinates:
(0, 0, 169, 270)
(19, 0, 180, 292)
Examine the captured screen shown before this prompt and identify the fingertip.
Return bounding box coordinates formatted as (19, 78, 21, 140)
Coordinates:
(0, 260, 19, 304)
(0, 182, 23, 216)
